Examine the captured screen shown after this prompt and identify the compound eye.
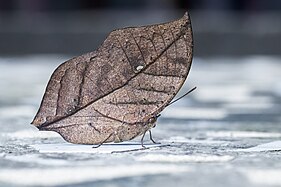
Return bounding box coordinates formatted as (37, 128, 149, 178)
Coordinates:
(148, 117, 156, 124)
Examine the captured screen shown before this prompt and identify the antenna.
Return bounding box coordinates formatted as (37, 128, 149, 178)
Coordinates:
(167, 87, 197, 107)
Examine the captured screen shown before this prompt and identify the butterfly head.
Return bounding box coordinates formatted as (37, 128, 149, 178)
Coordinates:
(147, 114, 161, 128)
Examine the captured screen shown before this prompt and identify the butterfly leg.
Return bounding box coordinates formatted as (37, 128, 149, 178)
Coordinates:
(141, 130, 160, 148)
(149, 130, 160, 144)
(92, 132, 113, 148)
(141, 131, 147, 148)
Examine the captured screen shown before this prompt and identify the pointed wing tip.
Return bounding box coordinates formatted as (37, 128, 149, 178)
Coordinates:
(30, 120, 43, 131)
(182, 11, 191, 22)
(30, 119, 36, 125)
(31, 122, 45, 130)
(30, 117, 43, 127)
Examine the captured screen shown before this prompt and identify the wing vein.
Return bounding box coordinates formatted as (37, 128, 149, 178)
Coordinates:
(39, 25, 187, 128)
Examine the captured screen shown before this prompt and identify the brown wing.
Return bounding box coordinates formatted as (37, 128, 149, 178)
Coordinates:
(31, 12, 193, 144)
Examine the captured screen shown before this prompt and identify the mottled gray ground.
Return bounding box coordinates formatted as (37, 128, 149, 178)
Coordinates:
(0, 56, 281, 187)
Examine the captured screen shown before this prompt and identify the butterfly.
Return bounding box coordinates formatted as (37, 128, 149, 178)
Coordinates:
(31, 12, 194, 147)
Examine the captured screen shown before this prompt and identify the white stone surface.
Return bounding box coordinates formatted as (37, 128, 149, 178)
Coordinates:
(1, 56, 281, 187)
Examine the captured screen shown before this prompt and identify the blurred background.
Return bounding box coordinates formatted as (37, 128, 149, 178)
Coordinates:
(1, 1, 281, 187)
(0, 0, 280, 56)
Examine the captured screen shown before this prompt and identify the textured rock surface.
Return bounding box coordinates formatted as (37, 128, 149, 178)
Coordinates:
(0, 56, 281, 187)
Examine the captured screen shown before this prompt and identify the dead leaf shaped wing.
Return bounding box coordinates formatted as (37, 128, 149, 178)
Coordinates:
(31, 12, 193, 144)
